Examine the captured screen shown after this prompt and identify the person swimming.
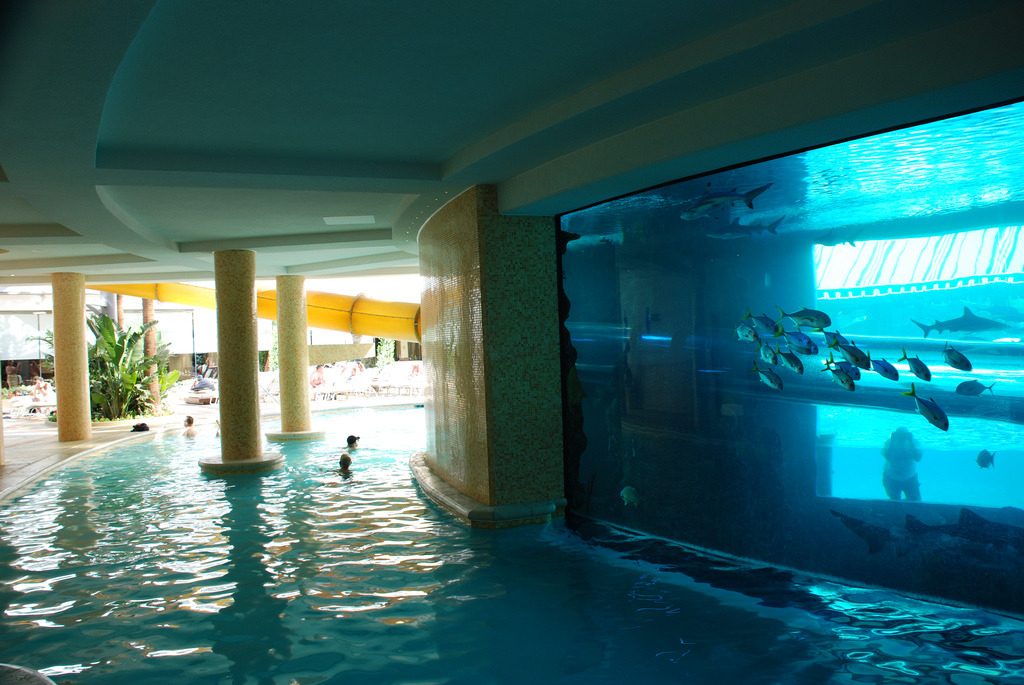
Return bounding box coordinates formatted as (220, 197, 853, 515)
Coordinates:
(338, 452, 352, 477)
(182, 415, 198, 438)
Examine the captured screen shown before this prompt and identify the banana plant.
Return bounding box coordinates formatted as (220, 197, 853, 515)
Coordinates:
(87, 314, 174, 420)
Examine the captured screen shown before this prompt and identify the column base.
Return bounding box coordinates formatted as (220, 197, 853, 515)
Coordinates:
(199, 453, 284, 475)
(265, 430, 326, 442)
(409, 451, 566, 529)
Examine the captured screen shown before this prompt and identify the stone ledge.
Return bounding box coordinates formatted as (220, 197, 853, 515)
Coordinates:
(199, 453, 284, 475)
(409, 451, 566, 529)
(265, 430, 326, 442)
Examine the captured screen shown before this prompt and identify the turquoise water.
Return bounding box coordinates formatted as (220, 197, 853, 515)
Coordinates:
(2, 407, 1024, 683)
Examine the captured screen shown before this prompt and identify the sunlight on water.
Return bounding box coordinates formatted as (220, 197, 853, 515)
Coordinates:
(1, 407, 1024, 683)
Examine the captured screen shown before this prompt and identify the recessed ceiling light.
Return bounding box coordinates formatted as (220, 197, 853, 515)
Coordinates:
(323, 215, 375, 226)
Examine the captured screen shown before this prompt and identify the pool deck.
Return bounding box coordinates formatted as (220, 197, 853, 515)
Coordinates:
(0, 393, 423, 501)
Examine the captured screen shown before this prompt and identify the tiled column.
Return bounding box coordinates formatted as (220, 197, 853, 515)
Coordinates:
(413, 185, 564, 527)
(212, 251, 263, 465)
(274, 275, 314, 435)
(51, 272, 91, 442)
(0, 410, 5, 466)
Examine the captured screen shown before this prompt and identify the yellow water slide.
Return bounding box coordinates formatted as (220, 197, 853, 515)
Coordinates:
(90, 283, 421, 343)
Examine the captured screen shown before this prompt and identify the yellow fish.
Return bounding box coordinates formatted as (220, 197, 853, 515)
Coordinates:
(620, 486, 640, 507)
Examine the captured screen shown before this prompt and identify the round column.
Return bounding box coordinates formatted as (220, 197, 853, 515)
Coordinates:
(201, 251, 280, 473)
(51, 272, 91, 442)
(266, 275, 324, 442)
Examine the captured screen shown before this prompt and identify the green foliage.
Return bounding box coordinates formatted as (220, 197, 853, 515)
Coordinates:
(86, 314, 175, 420)
(375, 338, 396, 368)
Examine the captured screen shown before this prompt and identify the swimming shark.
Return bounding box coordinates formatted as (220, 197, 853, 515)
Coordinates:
(680, 183, 772, 220)
(705, 216, 784, 240)
(911, 307, 1009, 338)
(906, 508, 1024, 553)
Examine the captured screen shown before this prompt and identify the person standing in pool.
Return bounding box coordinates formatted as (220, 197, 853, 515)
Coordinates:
(338, 452, 352, 475)
(881, 427, 922, 501)
(346, 435, 359, 451)
(182, 415, 199, 438)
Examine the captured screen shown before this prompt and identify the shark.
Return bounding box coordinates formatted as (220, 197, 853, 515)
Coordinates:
(680, 183, 772, 220)
(911, 307, 1009, 338)
(705, 216, 784, 240)
(906, 508, 1024, 553)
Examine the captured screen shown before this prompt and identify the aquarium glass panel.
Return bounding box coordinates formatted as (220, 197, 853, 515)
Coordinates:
(560, 100, 1024, 611)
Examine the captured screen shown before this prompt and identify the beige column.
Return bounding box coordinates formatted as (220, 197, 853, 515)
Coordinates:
(0, 408, 5, 466)
(51, 272, 91, 441)
(215, 250, 262, 461)
(276, 275, 311, 432)
(142, 298, 161, 413)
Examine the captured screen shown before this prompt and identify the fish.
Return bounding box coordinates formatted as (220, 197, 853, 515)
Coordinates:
(680, 183, 772, 220)
(817, 329, 850, 348)
(751, 360, 783, 391)
(777, 305, 831, 329)
(620, 486, 640, 507)
(830, 338, 870, 370)
(757, 342, 778, 365)
(777, 329, 818, 355)
(743, 308, 782, 336)
(775, 345, 804, 375)
(706, 216, 784, 239)
(956, 380, 995, 396)
(897, 348, 931, 381)
(835, 360, 861, 381)
(976, 450, 995, 469)
(736, 322, 759, 343)
(868, 355, 899, 381)
(814, 227, 861, 246)
(906, 508, 1024, 552)
(901, 383, 948, 431)
(831, 510, 892, 554)
(821, 352, 855, 391)
(911, 306, 1008, 338)
(941, 343, 972, 371)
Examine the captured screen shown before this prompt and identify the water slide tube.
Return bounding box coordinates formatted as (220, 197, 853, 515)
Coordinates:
(90, 283, 422, 343)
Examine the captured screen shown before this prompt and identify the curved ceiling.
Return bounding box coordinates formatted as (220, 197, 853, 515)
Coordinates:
(0, 0, 1021, 284)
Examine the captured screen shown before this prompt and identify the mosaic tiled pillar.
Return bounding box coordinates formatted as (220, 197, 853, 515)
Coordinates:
(416, 185, 564, 526)
(51, 273, 92, 441)
(215, 251, 262, 461)
(276, 275, 311, 433)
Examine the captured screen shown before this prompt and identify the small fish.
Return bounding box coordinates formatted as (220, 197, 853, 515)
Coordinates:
(976, 450, 995, 469)
(736, 322, 759, 343)
(830, 339, 870, 370)
(757, 342, 778, 365)
(777, 306, 831, 329)
(956, 380, 995, 396)
(835, 360, 861, 381)
(911, 307, 1008, 338)
(898, 348, 931, 381)
(743, 308, 782, 336)
(751, 360, 783, 391)
(942, 343, 972, 371)
(821, 352, 855, 391)
(776, 345, 804, 375)
(680, 183, 772, 220)
(901, 383, 949, 431)
(817, 329, 850, 348)
(620, 486, 640, 507)
(777, 329, 818, 355)
(868, 355, 899, 381)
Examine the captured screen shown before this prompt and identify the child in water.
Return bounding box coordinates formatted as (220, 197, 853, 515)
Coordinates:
(881, 427, 922, 501)
(338, 452, 352, 476)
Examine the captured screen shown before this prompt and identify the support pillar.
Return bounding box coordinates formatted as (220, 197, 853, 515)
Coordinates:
(51, 272, 91, 442)
(266, 275, 323, 442)
(414, 185, 565, 527)
(200, 250, 281, 474)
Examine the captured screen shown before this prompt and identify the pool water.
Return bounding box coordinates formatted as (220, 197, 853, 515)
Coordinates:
(1, 406, 1023, 684)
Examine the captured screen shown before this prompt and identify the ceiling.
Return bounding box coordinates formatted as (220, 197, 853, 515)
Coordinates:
(0, 0, 1021, 285)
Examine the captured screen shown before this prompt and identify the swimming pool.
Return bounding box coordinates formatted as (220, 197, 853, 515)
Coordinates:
(1, 406, 1023, 683)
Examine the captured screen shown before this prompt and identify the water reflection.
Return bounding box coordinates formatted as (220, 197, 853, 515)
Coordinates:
(210, 475, 290, 684)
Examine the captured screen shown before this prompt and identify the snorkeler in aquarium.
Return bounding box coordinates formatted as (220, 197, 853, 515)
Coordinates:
(881, 427, 922, 501)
